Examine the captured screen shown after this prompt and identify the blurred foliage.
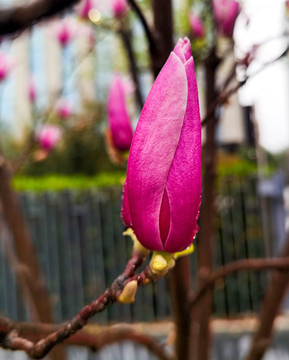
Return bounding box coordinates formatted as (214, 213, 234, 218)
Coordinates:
(13, 172, 126, 191)
(19, 102, 122, 176)
(217, 146, 277, 178)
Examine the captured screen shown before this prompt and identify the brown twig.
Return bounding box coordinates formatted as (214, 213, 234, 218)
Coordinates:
(0, 245, 172, 358)
(189, 257, 289, 309)
(0, 0, 80, 36)
(118, 27, 144, 110)
(246, 233, 289, 360)
(201, 80, 240, 127)
(201, 46, 289, 128)
(0, 320, 173, 360)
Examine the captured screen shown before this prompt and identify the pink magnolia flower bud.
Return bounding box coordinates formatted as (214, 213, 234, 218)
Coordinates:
(76, 0, 94, 19)
(111, 0, 129, 18)
(36, 124, 62, 151)
(56, 99, 73, 119)
(0, 52, 11, 82)
(55, 19, 74, 47)
(107, 75, 133, 151)
(189, 13, 206, 39)
(28, 78, 36, 103)
(213, 0, 239, 38)
(122, 38, 202, 253)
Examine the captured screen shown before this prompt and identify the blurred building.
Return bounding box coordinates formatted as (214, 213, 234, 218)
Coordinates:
(235, 0, 289, 155)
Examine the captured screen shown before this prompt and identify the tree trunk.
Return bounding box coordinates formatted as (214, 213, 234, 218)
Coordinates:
(195, 48, 219, 360)
(168, 257, 192, 360)
(151, 0, 173, 78)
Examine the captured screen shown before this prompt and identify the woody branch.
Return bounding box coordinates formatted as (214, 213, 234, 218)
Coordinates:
(189, 256, 289, 308)
(0, 319, 173, 360)
(0, 0, 80, 36)
(0, 242, 175, 359)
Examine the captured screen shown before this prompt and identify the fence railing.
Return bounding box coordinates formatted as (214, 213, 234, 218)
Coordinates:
(0, 176, 282, 323)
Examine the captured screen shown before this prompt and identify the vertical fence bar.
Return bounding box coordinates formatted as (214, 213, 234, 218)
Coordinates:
(0, 177, 276, 325)
(88, 190, 108, 323)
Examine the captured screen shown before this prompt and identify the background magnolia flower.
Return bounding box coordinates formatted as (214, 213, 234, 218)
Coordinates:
(122, 38, 202, 253)
(75, 0, 95, 19)
(28, 78, 36, 103)
(107, 75, 133, 151)
(36, 124, 62, 151)
(53, 18, 76, 47)
(213, 0, 240, 38)
(56, 99, 73, 119)
(189, 13, 206, 38)
(0, 52, 12, 82)
(111, 0, 129, 18)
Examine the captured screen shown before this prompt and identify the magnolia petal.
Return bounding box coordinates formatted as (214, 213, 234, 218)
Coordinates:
(127, 52, 188, 251)
(163, 56, 202, 252)
(121, 179, 132, 228)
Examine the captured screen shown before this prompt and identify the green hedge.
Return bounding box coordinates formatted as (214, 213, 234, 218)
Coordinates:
(13, 172, 126, 192)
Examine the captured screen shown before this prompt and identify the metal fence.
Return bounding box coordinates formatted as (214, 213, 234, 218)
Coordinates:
(0, 175, 282, 324)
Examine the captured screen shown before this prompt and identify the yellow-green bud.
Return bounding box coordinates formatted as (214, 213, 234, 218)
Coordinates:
(150, 251, 175, 276)
(118, 280, 138, 304)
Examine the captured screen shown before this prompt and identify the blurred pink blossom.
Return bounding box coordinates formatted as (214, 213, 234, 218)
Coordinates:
(0, 52, 12, 82)
(213, 0, 239, 38)
(107, 75, 133, 151)
(56, 99, 73, 119)
(54, 18, 76, 47)
(28, 78, 36, 103)
(189, 13, 206, 39)
(111, 0, 129, 19)
(75, 0, 95, 19)
(36, 124, 62, 151)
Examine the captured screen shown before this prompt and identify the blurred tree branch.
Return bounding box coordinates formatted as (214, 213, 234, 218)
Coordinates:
(127, 0, 156, 56)
(118, 27, 144, 109)
(0, 319, 173, 360)
(189, 256, 289, 308)
(0, 150, 66, 360)
(0, 238, 175, 358)
(201, 45, 289, 127)
(246, 232, 289, 360)
(0, 0, 80, 36)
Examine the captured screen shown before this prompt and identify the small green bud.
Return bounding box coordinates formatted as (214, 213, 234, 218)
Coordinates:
(118, 280, 138, 303)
